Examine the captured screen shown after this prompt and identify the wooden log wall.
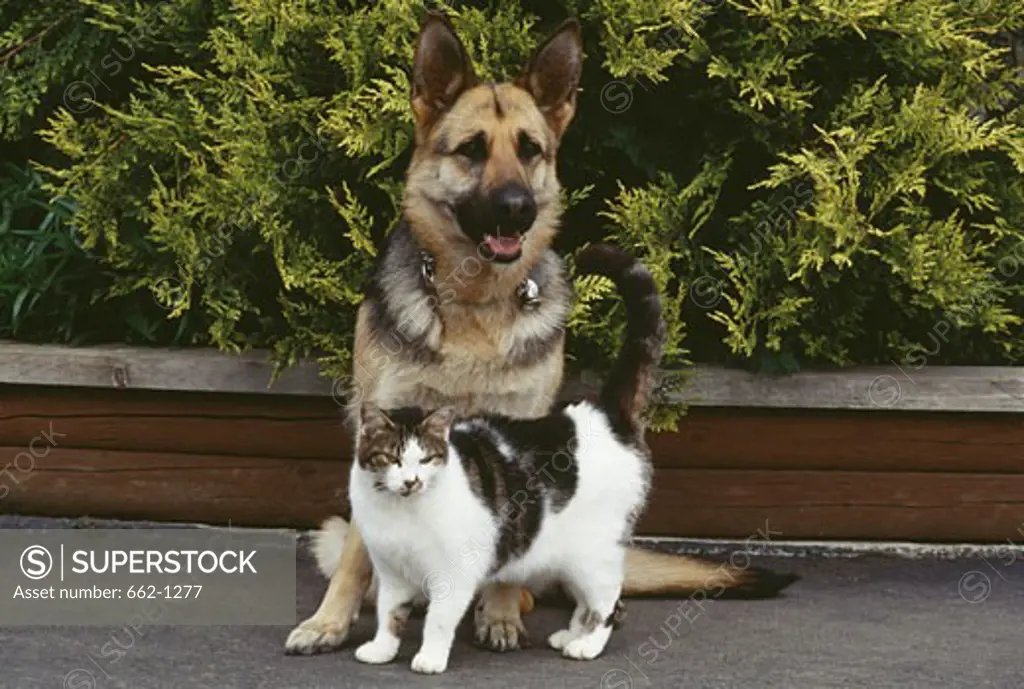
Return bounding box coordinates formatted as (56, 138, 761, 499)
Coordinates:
(2, 382, 1023, 542)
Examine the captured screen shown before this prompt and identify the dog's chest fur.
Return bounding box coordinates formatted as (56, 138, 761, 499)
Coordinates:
(352, 221, 570, 420)
(437, 300, 518, 357)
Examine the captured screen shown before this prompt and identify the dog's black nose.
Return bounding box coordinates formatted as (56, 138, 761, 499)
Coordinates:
(491, 183, 537, 233)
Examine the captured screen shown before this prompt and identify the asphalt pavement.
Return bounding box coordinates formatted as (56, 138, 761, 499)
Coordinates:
(3, 518, 1023, 689)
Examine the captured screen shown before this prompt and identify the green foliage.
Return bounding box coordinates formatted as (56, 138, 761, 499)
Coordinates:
(584, 0, 1024, 371)
(2, 1, 102, 142)
(0, 162, 188, 344)
(2, 0, 1023, 427)
(0, 162, 84, 341)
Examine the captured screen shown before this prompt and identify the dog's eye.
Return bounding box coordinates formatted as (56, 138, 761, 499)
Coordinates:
(455, 134, 487, 163)
(517, 132, 542, 161)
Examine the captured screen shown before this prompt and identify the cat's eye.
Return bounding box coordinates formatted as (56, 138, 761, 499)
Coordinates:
(517, 132, 542, 161)
(454, 133, 487, 163)
(419, 454, 442, 465)
(370, 453, 397, 466)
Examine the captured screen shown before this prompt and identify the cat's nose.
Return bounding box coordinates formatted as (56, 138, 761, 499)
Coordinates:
(404, 479, 418, 489)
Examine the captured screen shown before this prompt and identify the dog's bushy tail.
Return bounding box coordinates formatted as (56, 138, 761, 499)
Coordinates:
(310, 516, 349, 578)
(623, 547, 800, 598)
(575, 244, 666, 441)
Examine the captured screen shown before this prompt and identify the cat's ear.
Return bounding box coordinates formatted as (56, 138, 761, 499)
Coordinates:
(421, 406, 457, 436)
(360, 404, 394, 434)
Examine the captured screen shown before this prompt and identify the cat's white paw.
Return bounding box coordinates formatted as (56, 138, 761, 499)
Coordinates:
(547, 628, 577, 651)
(562, 635, 608, 661)
(410, 650, 449, 674)
(354, 639, 399, 665)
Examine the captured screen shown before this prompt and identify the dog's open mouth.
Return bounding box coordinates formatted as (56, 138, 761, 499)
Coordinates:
(481, 233, 523, 262)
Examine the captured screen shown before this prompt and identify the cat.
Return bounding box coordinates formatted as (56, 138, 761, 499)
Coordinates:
(347, 243, 665, 673)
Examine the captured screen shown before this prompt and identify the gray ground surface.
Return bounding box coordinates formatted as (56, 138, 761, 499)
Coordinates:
(3, 518, 1023, 689)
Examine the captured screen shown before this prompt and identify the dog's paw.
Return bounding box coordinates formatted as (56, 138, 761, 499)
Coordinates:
(474, 616, 527, 652)
(411, 650, 448, 674)
(547, 628, 577, 651)
(474, 597, 528, 652)
(354, 639, 398, 665)
(284, 615, 350, 655)
(562, 635, 607, 661)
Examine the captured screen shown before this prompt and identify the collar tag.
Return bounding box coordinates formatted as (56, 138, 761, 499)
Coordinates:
(517, 277, 541, 310)
(420, 251, 436, 286)
(420, 251, 541, 310)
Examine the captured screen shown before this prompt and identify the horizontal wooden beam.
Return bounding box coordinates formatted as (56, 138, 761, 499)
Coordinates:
(645, 469, 1024, 541)
(0, 446, 347, 528)
(3, 385, 1021, 471)
(680, 365, 1024, 413)
(5, 444, 1023, 541)
(1, 385, 1021, 541)
(0, 342, 331, 397)
(0, 385, 347, 461)
(0, 341, 1021, 412)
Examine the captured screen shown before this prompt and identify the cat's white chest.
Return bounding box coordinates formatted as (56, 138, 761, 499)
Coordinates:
(351, 467, 497, 586)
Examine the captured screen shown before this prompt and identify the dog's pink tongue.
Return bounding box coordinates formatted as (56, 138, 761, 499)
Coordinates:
(484, 234, 522, 257)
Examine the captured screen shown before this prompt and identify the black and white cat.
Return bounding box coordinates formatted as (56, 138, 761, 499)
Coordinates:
(348, 244, 665, 674)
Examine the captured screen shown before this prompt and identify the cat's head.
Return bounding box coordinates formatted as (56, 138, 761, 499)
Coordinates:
(355, 405, 457, 496)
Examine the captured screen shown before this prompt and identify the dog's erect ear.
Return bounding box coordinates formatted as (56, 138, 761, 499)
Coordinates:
(420, 406, 457, 437)
(411, 12, 477, 133)
(360, 404, 395, 434)
(516, 19, 584, 138)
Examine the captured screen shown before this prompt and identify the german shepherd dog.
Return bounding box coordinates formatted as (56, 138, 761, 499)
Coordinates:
(285, 13, 796, 656)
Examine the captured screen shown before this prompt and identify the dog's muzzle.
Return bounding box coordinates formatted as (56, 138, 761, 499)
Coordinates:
(456, 182, 537, 263)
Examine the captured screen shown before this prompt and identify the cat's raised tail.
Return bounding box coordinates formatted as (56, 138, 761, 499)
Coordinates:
(575, 243, 666, 442)
(576, 244, 800, 599)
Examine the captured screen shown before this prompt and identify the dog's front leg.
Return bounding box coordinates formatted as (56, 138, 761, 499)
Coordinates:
(474, 582, 530, 651)
(285, 524, 373, 654)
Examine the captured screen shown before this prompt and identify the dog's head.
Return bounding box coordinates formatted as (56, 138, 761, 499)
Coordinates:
(403, 13, 583, 266)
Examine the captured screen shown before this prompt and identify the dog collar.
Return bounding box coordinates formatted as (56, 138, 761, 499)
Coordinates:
(420, 251, 541, 310)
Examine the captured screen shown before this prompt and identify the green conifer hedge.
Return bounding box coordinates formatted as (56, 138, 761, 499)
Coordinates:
(3, 1, 1023, 394)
